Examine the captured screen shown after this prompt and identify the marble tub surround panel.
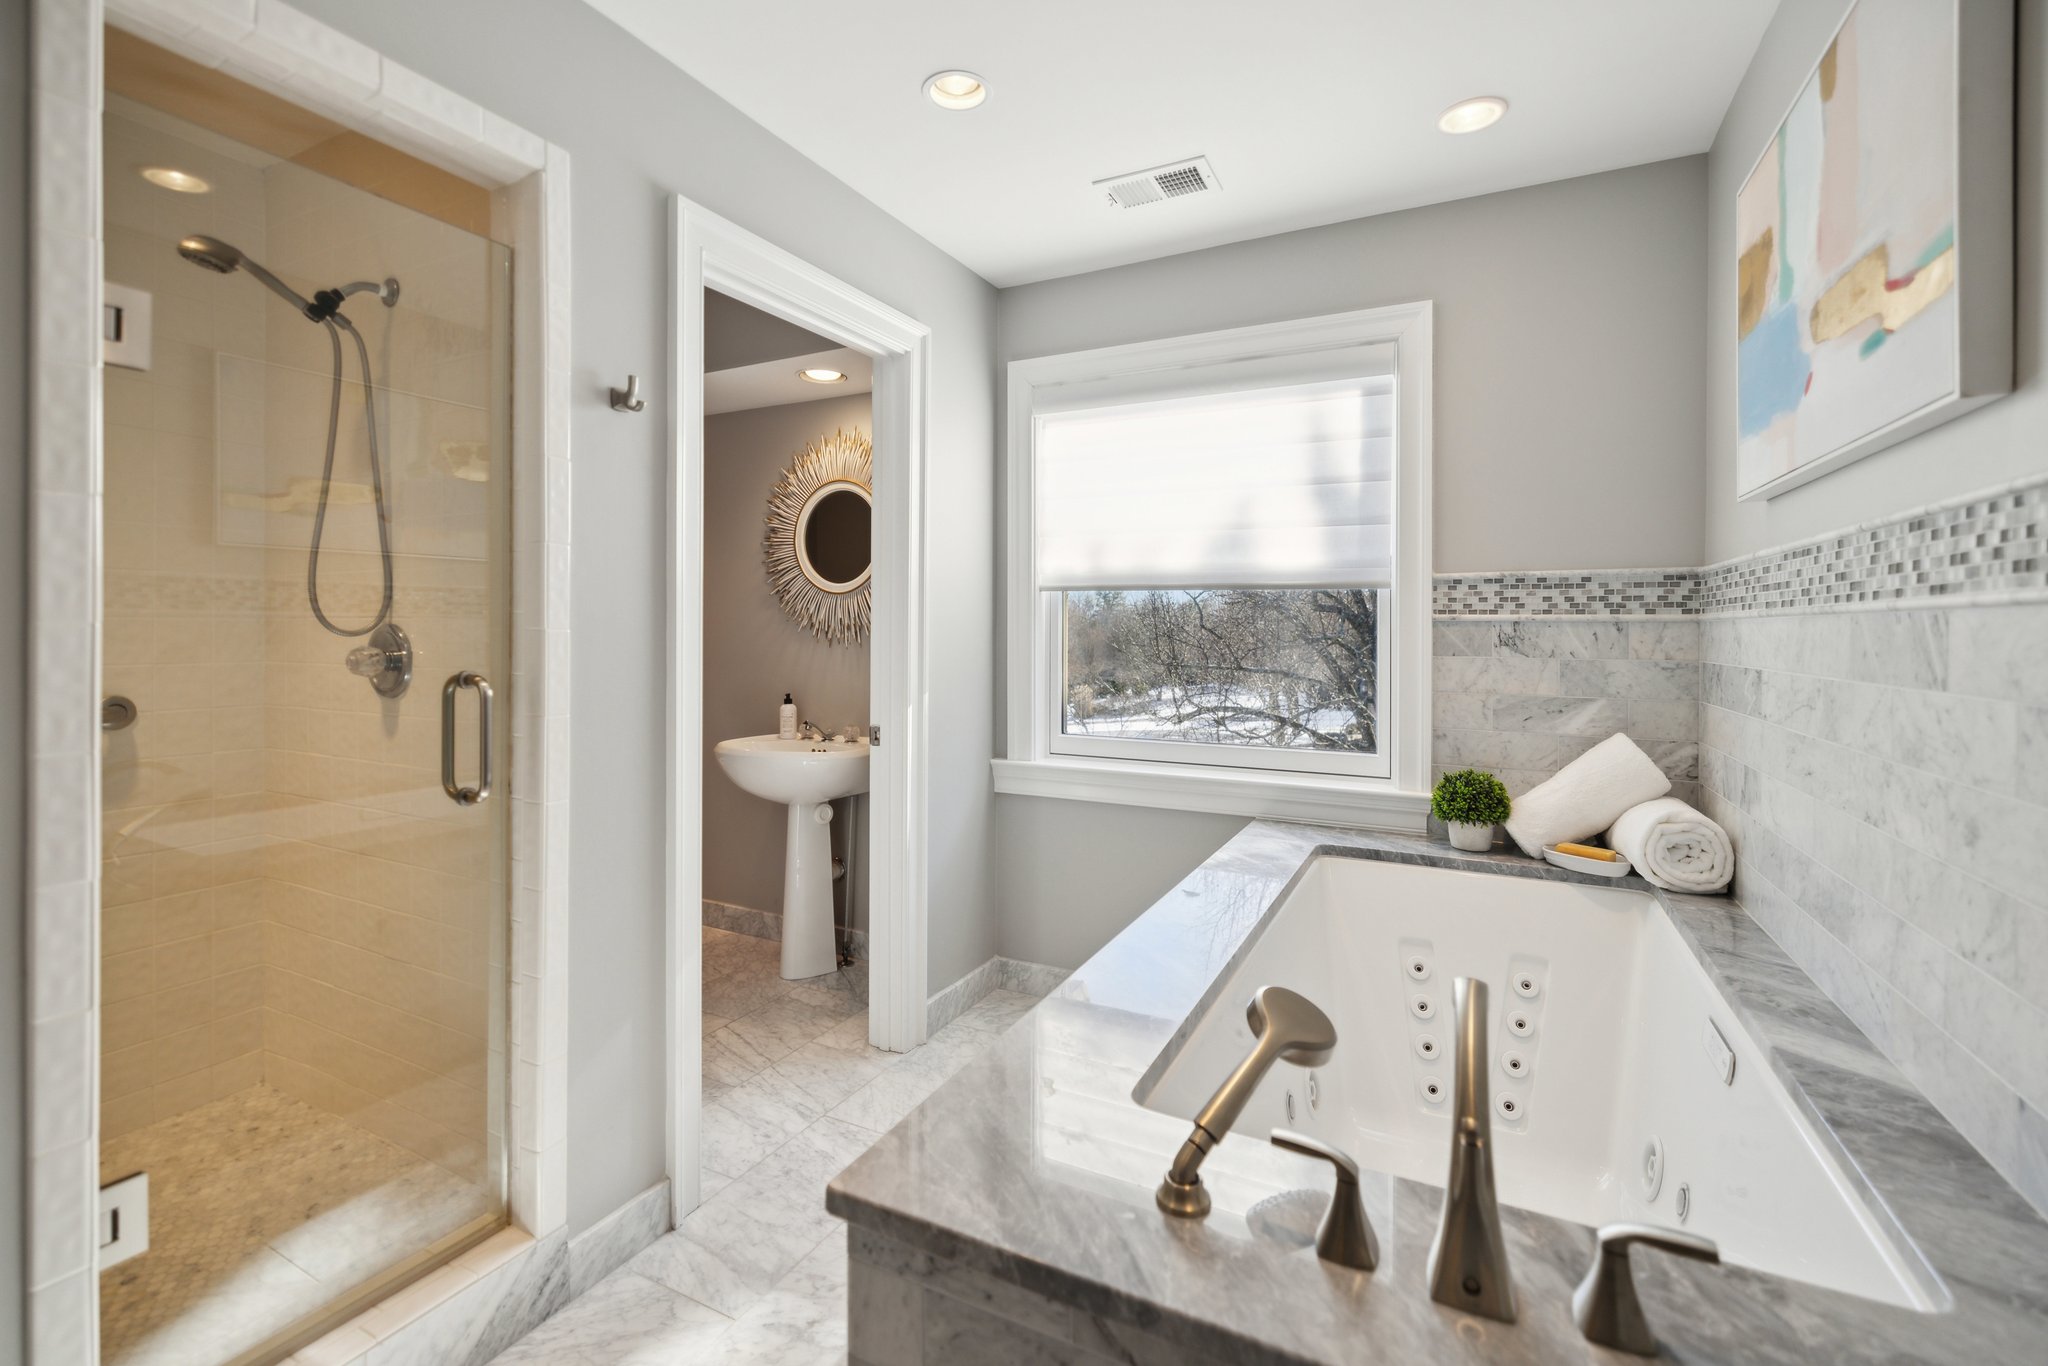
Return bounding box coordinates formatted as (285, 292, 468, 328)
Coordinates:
(828, 822, 2048, 1364)
(849, 1225, 1235, 1366)
(1431, 617, 1700, 805)
(1699, 602, 2048, 1216)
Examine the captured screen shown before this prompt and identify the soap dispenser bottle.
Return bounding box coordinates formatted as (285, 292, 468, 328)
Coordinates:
(779, 693, 797, 740)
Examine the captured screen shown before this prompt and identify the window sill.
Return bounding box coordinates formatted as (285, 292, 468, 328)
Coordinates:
(990, 756, 1430, 829)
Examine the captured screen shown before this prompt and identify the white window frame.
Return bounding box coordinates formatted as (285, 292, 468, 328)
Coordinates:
(994, 304, 1434, 829)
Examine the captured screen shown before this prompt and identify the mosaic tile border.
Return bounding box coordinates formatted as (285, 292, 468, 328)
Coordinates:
(1700, 476, 2048, 614)
(1432, 570, 1700, 618)
(1435, 474, 2048, 621)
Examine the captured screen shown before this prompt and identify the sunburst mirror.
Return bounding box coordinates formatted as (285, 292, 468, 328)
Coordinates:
(764, 428, 872, 645)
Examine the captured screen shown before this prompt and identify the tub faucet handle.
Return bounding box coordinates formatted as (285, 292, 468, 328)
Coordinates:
(1572, 1223, 1719, 1357)
(1270, 1129, 1378, 1272)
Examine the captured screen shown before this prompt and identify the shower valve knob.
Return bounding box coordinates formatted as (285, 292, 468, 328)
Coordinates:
(346, 623, 414, 699)
(346, 645, 395, 677)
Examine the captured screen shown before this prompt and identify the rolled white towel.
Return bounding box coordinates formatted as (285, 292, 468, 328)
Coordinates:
(1503, 733, 1671, 859)
(1609, 797, 1733, 894)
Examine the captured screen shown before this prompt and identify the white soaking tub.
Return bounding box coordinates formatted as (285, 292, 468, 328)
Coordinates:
(1133, 855, 1945, 1311)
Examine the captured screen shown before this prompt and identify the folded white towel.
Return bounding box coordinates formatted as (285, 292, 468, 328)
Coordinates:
(1609, 797, 1734, 893)
(1503, 733, 1671, 859)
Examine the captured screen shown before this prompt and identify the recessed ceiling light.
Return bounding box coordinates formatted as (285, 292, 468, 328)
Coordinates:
(1437, 96, 1509, 135)
(923, 70, 987, 111)
(797, 367, 848, 384)
(140, 166, 211, 193)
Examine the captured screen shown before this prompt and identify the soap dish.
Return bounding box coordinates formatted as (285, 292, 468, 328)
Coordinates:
(1542, 845, 1632, 878)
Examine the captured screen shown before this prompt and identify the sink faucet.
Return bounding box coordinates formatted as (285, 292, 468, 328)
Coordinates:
(1157, 985, 1336, 1218)
(1427, 976, 1516, 1322)
(797, 719, 823, 740)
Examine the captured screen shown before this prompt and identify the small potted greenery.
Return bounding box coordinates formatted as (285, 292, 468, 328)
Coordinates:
(1432, 769, 1511, 852)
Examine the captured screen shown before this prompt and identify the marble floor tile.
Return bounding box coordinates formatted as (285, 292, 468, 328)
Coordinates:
(705, 1025, 775, 1089)
(724, 992, 861, 1063)
(714, 1228, 849, 1366)
(627, 1179, 831, 1318)
(827, 1045, 965, 1134)
(488, 944, 1042, 1365)
(484, 1269, 731, 1365)
(701, 1068, 827, 1179)
(771, 1034, 898, 1112)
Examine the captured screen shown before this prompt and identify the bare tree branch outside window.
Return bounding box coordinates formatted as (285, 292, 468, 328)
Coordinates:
(1062, 589, 1380, 753)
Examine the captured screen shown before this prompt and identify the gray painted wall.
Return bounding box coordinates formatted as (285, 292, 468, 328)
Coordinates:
(291, 0, 998, 1235)
(703, 394, 871, 924)
(997, 157, 1710, 574)
(1, 0, 26, 1349)
(993, 157, 1710, 970)
(1704, 0, 2047, 561)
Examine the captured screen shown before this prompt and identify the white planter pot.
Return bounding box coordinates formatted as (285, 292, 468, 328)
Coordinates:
(1446, 821, 1494, 852)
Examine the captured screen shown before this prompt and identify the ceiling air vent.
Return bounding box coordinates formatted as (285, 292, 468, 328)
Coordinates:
(1094, 156, 1219, 209)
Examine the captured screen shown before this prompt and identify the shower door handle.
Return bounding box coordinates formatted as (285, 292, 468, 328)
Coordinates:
(442, 672, 493, 806)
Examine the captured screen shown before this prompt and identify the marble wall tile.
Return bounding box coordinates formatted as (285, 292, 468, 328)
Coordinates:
(1485, 694, 1627, 737)
(1701, 598, 2048, 1218)
(1430, 605, 1702, 809)
(1630, 619, 1701, 661)
(1493, 619, 1631, 659)
(1948, 603, 2048, 701)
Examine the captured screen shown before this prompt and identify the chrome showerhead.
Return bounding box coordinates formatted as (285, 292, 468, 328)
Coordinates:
(177, 234, 319, 318)
(176, 234, 241, 273)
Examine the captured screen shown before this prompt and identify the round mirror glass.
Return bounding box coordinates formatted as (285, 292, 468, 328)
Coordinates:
(799, 485, 872, 590)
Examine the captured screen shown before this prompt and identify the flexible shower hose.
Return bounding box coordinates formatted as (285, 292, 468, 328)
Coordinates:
(307, 312, 395, 636)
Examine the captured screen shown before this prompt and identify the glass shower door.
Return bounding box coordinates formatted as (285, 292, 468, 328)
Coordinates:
(99, 56, 512, 1365)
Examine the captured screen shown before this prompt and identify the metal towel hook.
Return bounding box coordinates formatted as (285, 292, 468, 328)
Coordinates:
(610, 373, 646, 413)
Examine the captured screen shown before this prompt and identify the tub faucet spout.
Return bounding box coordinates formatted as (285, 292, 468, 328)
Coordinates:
(1427, 976, 1516, 1322)
(1156, 986, 1336, 1218)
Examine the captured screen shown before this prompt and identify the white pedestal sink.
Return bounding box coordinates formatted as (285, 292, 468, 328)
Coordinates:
(713, 735, 870, 979)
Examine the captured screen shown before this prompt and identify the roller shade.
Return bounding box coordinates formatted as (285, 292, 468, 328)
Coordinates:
(1035, 371, 1396, 591)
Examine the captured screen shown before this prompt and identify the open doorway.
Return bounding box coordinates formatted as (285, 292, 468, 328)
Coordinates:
(666, 199, 932, 1221)
(698, 288, 874, 1104)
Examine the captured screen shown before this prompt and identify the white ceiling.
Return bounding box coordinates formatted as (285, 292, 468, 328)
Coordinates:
(585, 0, 1777, 287)
(705, 347, 873, 415)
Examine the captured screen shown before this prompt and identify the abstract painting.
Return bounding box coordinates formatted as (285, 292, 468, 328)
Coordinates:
(1735, 0, 2008, 499)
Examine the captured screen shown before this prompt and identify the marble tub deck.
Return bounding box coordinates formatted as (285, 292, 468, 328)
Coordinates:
(828, 823, 2048, 1364)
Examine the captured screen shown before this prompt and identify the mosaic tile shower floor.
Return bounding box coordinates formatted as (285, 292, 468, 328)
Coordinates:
(99, 1086, 494, 1366)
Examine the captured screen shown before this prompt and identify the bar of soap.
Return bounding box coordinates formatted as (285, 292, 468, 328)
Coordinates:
(1554, 842, 1619, 862)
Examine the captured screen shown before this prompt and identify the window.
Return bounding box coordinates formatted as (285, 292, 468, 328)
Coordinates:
(997, 305, 1433, 823)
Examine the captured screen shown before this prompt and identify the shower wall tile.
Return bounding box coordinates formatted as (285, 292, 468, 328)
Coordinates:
(249, 146, 507, 1196)
(98, 105, 278, 1132)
